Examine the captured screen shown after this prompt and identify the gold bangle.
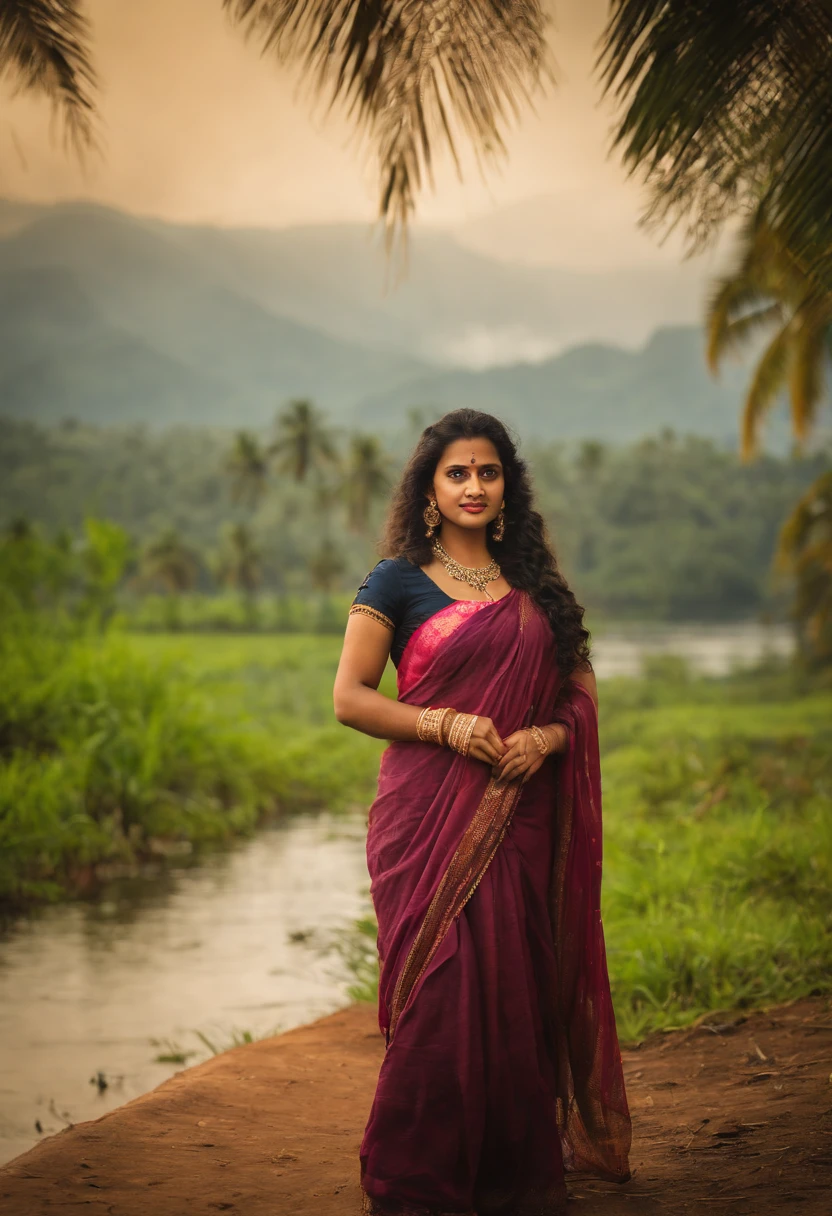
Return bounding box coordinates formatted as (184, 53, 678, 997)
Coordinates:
(528, 725, 550, 756)
(448, 711, 477, 757)
(460, 714, 477, 757)
(417, 706, 456, 746)
(447, 711, 467, 754)
(433, 709, 448, 744)
(424, 708, 445, 744)
(438, 707, 457, 746)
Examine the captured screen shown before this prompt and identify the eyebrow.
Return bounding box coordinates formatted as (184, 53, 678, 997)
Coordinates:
(443, 461, 501, 470)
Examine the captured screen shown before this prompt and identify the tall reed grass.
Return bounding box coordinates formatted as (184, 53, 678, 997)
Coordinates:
(0, 628, 385, 906)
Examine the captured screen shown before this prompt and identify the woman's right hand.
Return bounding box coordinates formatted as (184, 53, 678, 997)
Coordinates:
(464, 716, 506, 766)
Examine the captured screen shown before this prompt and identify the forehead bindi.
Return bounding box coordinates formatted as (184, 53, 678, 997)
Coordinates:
(442, 438, 501, 469)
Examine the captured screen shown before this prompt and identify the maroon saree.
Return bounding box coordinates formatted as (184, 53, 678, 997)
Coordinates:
(360, 588, 631, 1216)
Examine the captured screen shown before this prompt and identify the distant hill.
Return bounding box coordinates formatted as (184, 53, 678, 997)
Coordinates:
(352, 326, 767, 445)
(0, 198, 776, 444)
(0, 205, 426, 426)
(158, 217, 711, 364)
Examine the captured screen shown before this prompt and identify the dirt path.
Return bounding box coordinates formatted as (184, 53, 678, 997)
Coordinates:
(1, 997, 830, 1215)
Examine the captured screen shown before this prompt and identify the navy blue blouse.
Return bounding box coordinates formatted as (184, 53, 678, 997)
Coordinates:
(350, 556, 456, 667)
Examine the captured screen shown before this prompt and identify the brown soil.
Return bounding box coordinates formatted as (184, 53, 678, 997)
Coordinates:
(2, 997, 830, 1215)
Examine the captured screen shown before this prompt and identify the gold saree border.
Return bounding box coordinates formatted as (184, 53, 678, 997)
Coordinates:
(388, 776, 523, 1042)
(349, 603, 395, 631)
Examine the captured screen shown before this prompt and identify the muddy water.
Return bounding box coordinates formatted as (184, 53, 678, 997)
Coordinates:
(0, 813, 370, 1166)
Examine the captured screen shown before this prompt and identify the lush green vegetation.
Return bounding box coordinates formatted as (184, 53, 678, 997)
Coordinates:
(0, 503, 387, 907)
(340, 657, 832, 1043)
(0, 628, 388, 907)
(2, 415, 827, 623)
(600, 660, 831, 1040)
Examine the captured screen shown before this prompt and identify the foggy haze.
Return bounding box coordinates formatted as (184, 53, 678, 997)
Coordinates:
(0, 0, 716, 272)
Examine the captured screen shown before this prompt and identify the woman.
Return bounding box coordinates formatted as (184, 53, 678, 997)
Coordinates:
(333, 409, 631, 1216)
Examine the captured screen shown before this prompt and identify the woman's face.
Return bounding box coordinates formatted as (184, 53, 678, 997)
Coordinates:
(429, 436, 505, 534)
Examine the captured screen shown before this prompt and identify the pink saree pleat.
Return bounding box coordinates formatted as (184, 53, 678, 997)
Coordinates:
(360, 589, 631, 1216)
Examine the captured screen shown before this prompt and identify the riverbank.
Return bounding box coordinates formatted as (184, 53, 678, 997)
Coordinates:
(2, 997, 829, 1215)
(0, 630, 387, 909)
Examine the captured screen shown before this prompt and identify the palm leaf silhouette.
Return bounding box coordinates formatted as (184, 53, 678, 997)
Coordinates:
(0, 0, 97, 150)
(223, 0, 550, 247)
(706, 208, 831, 459)
(600, 1, 832, 296)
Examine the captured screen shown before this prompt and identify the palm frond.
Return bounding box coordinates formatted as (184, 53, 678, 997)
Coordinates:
(788, 309, 832, 447)
(599, 1, 832, 296)
(706, 273, 782, 373)
(224, 0, 550, 246)
(705, 210, 792, 372)
(711, 303, 783, 372)
(0, 0, 97, 150)
(739, 320, 792, 460)
(773, 469, 832, 661)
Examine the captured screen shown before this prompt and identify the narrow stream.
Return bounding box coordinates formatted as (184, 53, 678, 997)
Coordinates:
(0, 812, 369, 1166)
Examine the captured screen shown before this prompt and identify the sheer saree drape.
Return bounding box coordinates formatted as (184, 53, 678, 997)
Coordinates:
(360, 588, 630, 1216)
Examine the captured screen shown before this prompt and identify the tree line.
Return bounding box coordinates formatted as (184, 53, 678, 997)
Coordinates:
(2, 406, 828, 653)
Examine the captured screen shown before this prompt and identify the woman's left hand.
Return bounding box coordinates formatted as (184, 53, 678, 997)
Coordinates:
(492, 729, 546, 785)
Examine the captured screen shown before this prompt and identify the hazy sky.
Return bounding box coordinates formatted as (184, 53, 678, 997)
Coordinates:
(0, 1, 717, 270)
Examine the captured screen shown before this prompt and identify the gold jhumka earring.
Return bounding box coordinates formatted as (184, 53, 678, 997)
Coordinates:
(492, 500, 506, 541)
(423, 498, 441, 537)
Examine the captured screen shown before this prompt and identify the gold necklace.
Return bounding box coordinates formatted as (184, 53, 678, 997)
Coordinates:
(431, 538, 501, 596)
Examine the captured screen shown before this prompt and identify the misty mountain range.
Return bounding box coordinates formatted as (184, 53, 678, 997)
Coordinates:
(0, 199, 761, 444)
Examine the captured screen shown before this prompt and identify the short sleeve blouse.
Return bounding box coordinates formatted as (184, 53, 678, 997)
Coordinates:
(349, 556, 456, 667)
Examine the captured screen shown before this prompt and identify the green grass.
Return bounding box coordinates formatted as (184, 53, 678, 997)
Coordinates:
(600, 714, 831, 1040)
(0, 629, 391, 906)
(121, 591, 356, 634)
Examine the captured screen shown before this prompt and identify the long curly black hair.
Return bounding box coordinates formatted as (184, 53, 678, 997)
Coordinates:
(382, 409, 591, 676)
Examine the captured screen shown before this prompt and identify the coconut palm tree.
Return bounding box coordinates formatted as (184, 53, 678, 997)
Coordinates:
(706, 210, 832, 459)
(140, 529, 200, 629)
(269, 399, 338, 484)
(216, 522, 262, 625)
(307, 537, 346, 594)
(600, 1, 832, 293)
(774, 471, 832, 667)
(217, 522, 261, 593)
(342, 433, 390, 532)
(140, 528, 198, 593)
(225, 431, 270, 511)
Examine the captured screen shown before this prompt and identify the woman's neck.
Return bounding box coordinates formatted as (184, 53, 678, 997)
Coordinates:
(436, 523, 493, 567)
